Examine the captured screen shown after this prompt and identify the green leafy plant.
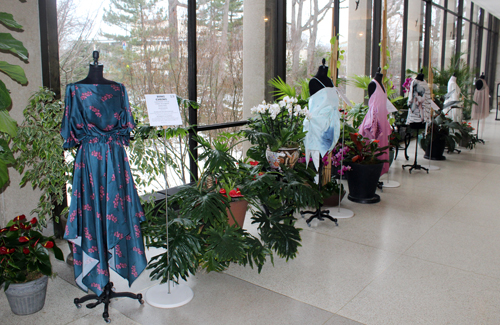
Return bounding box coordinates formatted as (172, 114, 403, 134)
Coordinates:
(0, 214, 64, 290)
(11, 88, 74, 228)
(344, 133, 389, 165)
(0, 11, 29, 188)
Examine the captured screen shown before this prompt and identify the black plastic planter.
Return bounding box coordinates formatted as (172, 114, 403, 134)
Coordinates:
(424, 137, 446, 160)
(346, 162, 383, 204)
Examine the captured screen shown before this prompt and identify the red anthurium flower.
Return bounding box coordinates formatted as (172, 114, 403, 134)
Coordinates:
(13, 214, 26, 222)
(249, 161, 259, 166)
(6, 248, 15, 254)
(43, 241, 54, 249)
(20, 223, 31, 230)
(258, 172, 265, 176)
(0, 247, 7, 255)
(354, 133, 359, 136)
(9, 225, 19, 231)
(373, 140, 380, 143)
(30, 217, 38, 225)
(23, 247, 30, 254)
(352, 155, 360, 163)
(19, 236, 30, 243)
(0, 227, 8, 233)
(229, 188, 244, 198)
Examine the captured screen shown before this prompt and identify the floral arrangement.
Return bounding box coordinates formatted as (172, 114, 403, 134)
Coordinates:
(246, 96, 309, 152)
(0, 215, 64, 290)
(344, 133, 388, 165)
(402, 77, 413, 94)
(323, 144, 352, 175)
(461, 121, 475, 133)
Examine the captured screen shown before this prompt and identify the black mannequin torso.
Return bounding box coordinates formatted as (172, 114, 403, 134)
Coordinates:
(368, 68, 385, 97)
(309, 59, 334, 96)
(77, 65, 117, 85)
(475, 73, 485, 90)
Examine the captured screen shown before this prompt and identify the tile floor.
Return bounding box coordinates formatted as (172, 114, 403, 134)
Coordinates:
(2, 114, 500, 324)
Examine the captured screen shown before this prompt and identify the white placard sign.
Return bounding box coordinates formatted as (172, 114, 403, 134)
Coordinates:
(430, 100, 440, 112)
(386, 98, 398, 113)
(145, 94, 182, 126)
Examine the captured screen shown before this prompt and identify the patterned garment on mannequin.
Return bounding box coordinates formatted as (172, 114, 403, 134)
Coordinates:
(359, 80, 392, 175)
(61, 83, 147, 295)
(406, 79, 432, 124)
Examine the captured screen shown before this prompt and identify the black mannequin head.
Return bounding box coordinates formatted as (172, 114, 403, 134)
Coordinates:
(416, 69, 424, 81)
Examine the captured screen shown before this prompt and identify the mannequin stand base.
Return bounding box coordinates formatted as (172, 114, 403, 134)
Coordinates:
(402, 163, 429, 174)
(301, 208, 338, 227)
(74, 282, 143, 323)
(146, 282, 193, 309)
(382, 180, 400, 188)
(348, 194, 380, 204)
(424, 154, 446, 160)
(329, 208, 354, 219)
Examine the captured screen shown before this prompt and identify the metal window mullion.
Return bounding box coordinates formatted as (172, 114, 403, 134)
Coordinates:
(371, 0, 382, 77)
(423, 0, 432, 68)
(401, 0, 409, 96)
(455, 0, 463, 58)
(475, 8, 484, 77)
(188, 0, 198, 182)
(441, 0, 448, 70)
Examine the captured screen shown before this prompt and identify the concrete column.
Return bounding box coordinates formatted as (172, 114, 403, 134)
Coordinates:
(0, 1, 43, 227)
(243, 0, 267, 120)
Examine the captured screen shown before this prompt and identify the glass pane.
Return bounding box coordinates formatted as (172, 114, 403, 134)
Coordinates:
(196, 1, 244, 126)
(463, 0, 470, 19)
(476, 6, 481, 23)
(480, 29, 488, 74)
(430, 6, 444, 70)
(406, 0, 425, 74)
(444, 12, 457, 68)
(469, 24, 480, 73)
(432, 0, 445, 7)
(447, 0, 457, 12)
(460, 20, 470, 62)
(386, 0, 404, 94)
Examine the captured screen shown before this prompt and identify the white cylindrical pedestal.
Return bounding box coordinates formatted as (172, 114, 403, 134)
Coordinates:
(146, 282, 194, 308)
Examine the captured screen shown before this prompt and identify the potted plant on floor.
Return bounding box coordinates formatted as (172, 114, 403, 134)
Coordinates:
(0, 215, 64, 315)
(344, 133, 388, 204)
(317, 144, 350, 206)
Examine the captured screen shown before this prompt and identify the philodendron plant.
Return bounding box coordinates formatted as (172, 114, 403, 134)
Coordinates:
(0, 11, 28, 188)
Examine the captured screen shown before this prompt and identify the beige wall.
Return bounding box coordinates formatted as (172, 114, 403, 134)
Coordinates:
(0, 1, 43, 227)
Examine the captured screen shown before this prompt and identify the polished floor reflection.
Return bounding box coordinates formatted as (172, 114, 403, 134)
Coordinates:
(2, 114, 500, 324)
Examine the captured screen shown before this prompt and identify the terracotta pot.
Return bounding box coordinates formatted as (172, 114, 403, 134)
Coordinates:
(227, 200, 249, 227)
(266, 148, 300, 170)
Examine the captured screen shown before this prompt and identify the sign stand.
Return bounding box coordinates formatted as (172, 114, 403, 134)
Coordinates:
(144, 95, 193, 308)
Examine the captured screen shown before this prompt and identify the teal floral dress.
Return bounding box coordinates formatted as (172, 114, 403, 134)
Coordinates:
(61, 83, 147, 295)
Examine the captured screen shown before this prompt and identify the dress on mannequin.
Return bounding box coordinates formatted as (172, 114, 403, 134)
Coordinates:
(406, 78, 432, 124)
(359, 78, 392, 175)
(61, 80, 147, 296)
(471, 79, 489, 120)
(444, 75, 463, 123)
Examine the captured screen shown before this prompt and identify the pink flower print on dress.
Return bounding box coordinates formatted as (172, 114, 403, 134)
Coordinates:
(111, 84, 121, 92)
(73, 190, 81, 198)
(84, 227, 93, 240)
(80, 91, 93, 100)
(68, 131, 80, 144)
(126, 235, 131, 241)
(111, 174, 115, 181)
(104, 125, 114, 131)
(115, 244, 123, 258)
(89, 137, 99, 144)
(89, 106, 102, 117)
(125, 195, 131, 203)
(133, 246, 143, 255)
(99, 186, 105, 200)
(135, 211, 145, 219)
(114, 231, 124, 240)
(123, 122, 134, 129)
(96, 264, 109, 276)
(131, 265, 138, 278)
(88, 123, 95, 129)
(76, 123, 84, 129)
(101, 93, 113, 102)
(114, 112, 121, 120)
(134, 225, 141, 238)
(107, 214, 118, 223)
(69, 210, 77, 223)
(116, 263, 127, 270)
(90, 193, 95, 201)
(74, 260, 82, 266)
(107, 193, 110, 201)
(75, 162, 85, 169)
(91, 283, 103, 292)
(89, 173, 94, 186)
(96, 212, 102, 220)
(71, 90, 76, 97)
(72, 244, 77, 254)
(83, 204, 92, 212)
(113, 194, 124, 210)
(78, 208, 82, 216)
(125, 171, 130, 184)
(88, 246, 98, 254)
(91, 151, 103, 160)
(65, 226, 69, 236)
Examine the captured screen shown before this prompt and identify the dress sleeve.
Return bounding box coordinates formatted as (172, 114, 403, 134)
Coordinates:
(61, 84, 86, 149)
(119, 84, 136, 146)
